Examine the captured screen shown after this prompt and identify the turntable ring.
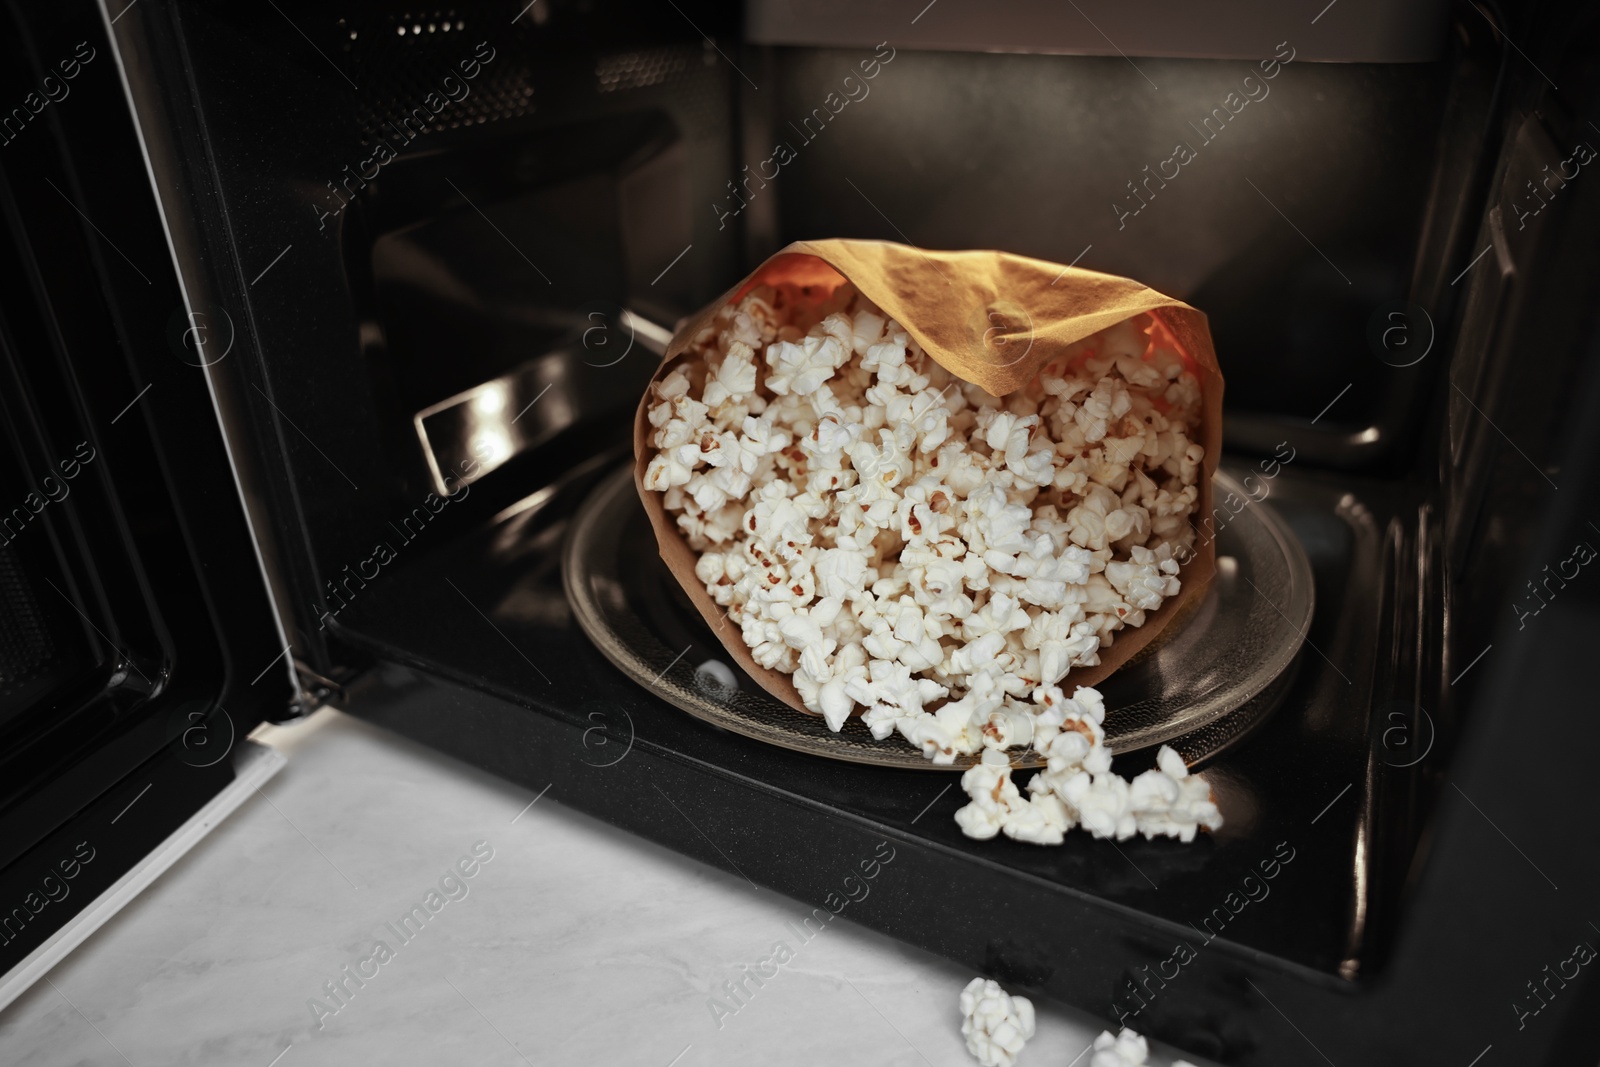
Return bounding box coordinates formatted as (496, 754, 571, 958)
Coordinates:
(564, 464, 1313, 770)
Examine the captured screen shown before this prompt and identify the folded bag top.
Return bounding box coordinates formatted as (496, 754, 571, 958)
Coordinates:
(633, 238, 1223, 719)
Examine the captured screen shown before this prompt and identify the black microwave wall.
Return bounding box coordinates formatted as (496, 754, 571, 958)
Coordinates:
(104, 0, 746, 684)
(740, 40, 1469, 473)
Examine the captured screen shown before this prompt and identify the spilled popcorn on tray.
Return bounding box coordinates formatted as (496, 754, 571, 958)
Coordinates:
(644, 281, 1221, 844)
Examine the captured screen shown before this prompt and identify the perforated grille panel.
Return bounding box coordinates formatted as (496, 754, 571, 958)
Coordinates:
(325, 4, 727, 151)
(336, 7, 538, 147)
(0, 542, 54, 698)
(596, 46, 693, 93)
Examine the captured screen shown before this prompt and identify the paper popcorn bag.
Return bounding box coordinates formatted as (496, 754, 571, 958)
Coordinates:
(632, 238, 1223, 719)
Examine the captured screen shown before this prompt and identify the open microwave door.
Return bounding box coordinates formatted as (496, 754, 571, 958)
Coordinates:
(0, 0, 294, 1008)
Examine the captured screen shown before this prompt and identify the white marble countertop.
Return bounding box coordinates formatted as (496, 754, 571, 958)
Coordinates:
(0, 708, 1217, 1067)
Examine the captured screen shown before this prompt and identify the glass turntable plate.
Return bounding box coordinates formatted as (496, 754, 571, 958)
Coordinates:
(564, 465, 1313, 770)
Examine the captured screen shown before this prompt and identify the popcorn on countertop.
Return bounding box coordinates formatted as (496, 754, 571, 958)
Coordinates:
(645, 282, 1219, 846)
(954, 990, 1203, 1067)
(959, 977, 1036, 1067)
(1086, 1025, 1201, 1067)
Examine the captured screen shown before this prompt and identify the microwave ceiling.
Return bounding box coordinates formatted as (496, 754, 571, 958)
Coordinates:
(745, 0, 1450, 63)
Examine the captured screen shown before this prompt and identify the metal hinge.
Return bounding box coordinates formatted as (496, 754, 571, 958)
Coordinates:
(281, 658, 347, 720)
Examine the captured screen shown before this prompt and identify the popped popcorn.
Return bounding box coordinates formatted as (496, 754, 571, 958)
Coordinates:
(951, 683, 1221, 845)
(1091, 1027, 1151, 1067)
(959, 977, 1036, 1067)
(1084, 1025, 1201, 1067)
(645, 281, 1220, 845)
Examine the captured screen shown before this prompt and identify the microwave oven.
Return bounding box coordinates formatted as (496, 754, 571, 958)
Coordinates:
(2, 1, 1598, 1062)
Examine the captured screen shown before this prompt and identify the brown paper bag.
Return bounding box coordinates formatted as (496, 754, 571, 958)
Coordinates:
(633, 239, 1223, 717)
